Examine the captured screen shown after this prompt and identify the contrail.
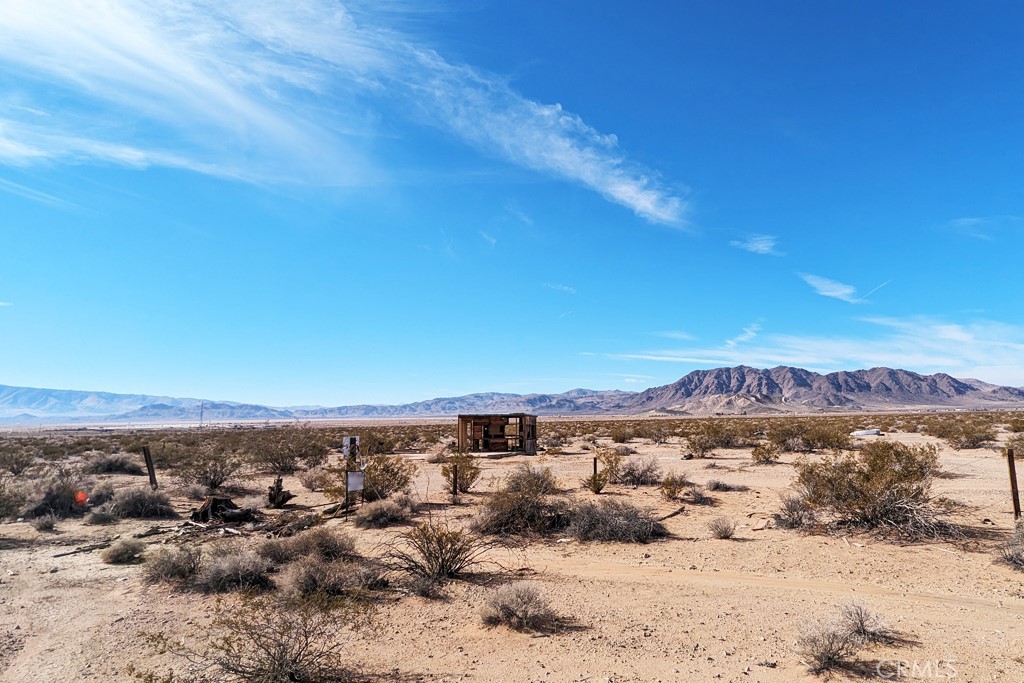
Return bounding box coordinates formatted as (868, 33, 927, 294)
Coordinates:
(854, 279, 892, 304)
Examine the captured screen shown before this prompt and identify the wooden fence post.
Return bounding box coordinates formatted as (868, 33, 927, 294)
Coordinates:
(1008, 448, 1021, 521)
(142, 445, 158, 490)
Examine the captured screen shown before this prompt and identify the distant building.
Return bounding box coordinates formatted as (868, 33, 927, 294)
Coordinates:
(457, 413, 537, 455)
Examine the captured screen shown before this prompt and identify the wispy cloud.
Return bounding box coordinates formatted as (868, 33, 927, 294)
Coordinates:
(724, 323, 760, 348)
(655, 331, 694, 341)
(478, 230, 497, 246)
(799, 273, 859, 303)
(544, 282, 577, 295)
(0, 1, 685, 223)
(0, 176, 75, 208)
(0, 301, 12, 307)
(730, 234, 780, 255)
(948, 215, 1021, 240)
(608, 317, 1024, 386)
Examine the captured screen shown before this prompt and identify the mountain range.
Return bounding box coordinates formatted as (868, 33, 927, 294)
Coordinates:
(2, 366, 1023, 425)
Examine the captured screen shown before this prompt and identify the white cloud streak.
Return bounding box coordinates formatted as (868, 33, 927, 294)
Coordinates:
(0, 1, 685, 223)
(799, 273, 859, 303)
(609, 317, 1024, 387)
(724, 323, 761, 348)
(544, 282, 577, 295)
(0, 301, 12, 307)
(730, 234, 780, 255)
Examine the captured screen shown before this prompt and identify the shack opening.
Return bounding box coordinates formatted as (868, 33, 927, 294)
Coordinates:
(456, 413, 537, 456)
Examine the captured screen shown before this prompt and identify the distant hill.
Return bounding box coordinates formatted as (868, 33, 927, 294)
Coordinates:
(2, 366, 1023, 425)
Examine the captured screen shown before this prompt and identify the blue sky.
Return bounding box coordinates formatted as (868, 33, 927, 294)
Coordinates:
(1, 1, 1023, 406)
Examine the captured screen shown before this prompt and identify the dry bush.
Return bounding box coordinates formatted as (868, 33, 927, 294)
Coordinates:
(176, 450, 243, 490)
(184, 483, 208, 501)
(288, 556, 362, 598)
(386, 520, 494, 582)
(441, 453, 482, 493)
(803, 424, 853, 452)
(707, 517, 736, 539)
(774, 492, 815, 529)
(84, 452, 145, 476)
(145, 545, 203, 583)
(297, 466, 331, 492)
(244, 426, 328, 474)
(688, 487, 715, 506)
(840, 604, 897, 645)
(259, 527, 358, 565)
(797, 618, 859, 675)
(197, 546, 273, 592)
(85, 508, 118, 525)
(685, 420, 742, 457)
(1008, 417, 1024, 433)
(619, 455, 663, 487)
(660, 472, 692, 501)
(609, 426, 633, 443)
(32, 514, 57, 532)
(767, 422, 809, 453)
(102, 539, 146, 564)
(1005, 433, 1024, 456)
(475, 467, 570, 536)
(25, 465, 88, 518)
(354, 499, 410, 528)
(751, 441, 781, 465)
(360, 454, 418, 501)
(705, 479, 746, 492)
(998, 524, 1024, 571)
(89, 481, 115, 506)
(0, 444, 37, 476)
(480, 582, 554, 631)
(138, 594, 366, 683)
(923, 418, 996, 450)
(569, 499, 667, 543)
(580, 471, 608, 494)
(0, 476, 27, 519)
(596, 449, 624, 483)
(106, 487, 176, 519)
(794, 441, 954, 539)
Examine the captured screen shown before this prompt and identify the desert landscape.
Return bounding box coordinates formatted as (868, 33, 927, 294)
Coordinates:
(1, 412, 1022, 682)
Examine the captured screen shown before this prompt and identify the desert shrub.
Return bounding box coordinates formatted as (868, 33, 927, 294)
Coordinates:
(596, 449, 624, 483)
(803, 424, 853, 452)
(475, 466, 570, 536)
(685, 420, 740, 457)
(32, 514, 57, 532)
(297, 466, 331, 492)
(1005, 433, 1024, 456)
(611, 444, 636, 456)
(688, 487, 714, 506)
(89, 481, 116, 506)
(136, 594, 365, 683)
(26, 465, 87, 518)
(102, 539, 145, 564)
(998, 525, 1024, 571)
(84, 452, 144, 476)
(354, 500, 410, 528)
(580, 471, 608, 494)
(176, 451, 242, 490)
(707, 517, 736, 539)
(288, 556, 356, 598)
(386, 521, 493, 582)
(197, 546, 273, 592)
(106, 487, 176, 519)
(360, 454, 417, 501)
(774, 492, 815, 529)
(480, 582, 554, 631)
(184, 483, 208, 501)
(797, 618, 859, 675)
(85, 508, 118, 525)
(609, 426, 633, 443)
(660, 472, 692, 501)
(923, 418, 996, 450)
(620, 455, 663, 487)
(441, 453, 482, 493)
(751, 441, 781, 465)
(794, 441, 952, 539)
(145, 545, 203, 583)
(540, 434, 566, 449)
(1008, 417, 1024, 433)
(569, 499, 667, 543)
(259, 527, 358, 565)
(767, 422, 809, 453)
(0, 476, 27, 519)
(0, 444, 37, 476)
(705, 479, 746, 492)
(244, 426, 328, 474)
(840, 603, 896, 645)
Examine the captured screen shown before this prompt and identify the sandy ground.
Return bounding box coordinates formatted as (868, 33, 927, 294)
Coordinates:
(1, 430, 1023, 682)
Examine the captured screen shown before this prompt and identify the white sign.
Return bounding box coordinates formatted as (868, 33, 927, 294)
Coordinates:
(346, 471, 365, 493)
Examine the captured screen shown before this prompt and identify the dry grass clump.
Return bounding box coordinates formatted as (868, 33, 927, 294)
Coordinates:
(751, 441, 781, 465)
(619, 455, 663, 487)
(596, 449, 624, 483)
(102, 539, 146, 564)
(505, 464, 560, 495)
(85, 508, 118, 525)
(794, 441, 957, 540)
(0, 444, 37, 476)
(145, 545, 203, 583)
(84, 452, 145, 476)
(580, 471, 608, 494)
(480, 582, 554, 631)
(0, 475, 27, 519)
(569, 499, 667, 543)
(998, 524, 1024, 571)
(106, 487, 176, 519)
(32, 514, 58, 532)
(287, 556, 387, 598)
(440, 453, 482, 493)
(705, 479, 747, 492)
(25, 466, 88, 518)
(196, 546, 274, 593)
(386, 520, 494, 583)
(797, 603, 903, 675)
(688, 487, 715, 506)
(259, 526, 358, 565)
(354, 499, 411, 528)
(89, 481, 115, 506)
(707, 517, 736, 539)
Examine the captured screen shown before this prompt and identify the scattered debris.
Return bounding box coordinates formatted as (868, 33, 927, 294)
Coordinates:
(53, 541, 114, 558)
(190, 496, 254, 524)
(752, 519, 768, 531)
(267, 477, 296, 508)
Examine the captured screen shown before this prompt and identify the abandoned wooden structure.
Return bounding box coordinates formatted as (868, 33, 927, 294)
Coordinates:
(457, 413, 537, 455)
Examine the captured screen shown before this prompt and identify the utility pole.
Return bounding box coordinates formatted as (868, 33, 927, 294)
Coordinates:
(199, 400, 204, 428)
